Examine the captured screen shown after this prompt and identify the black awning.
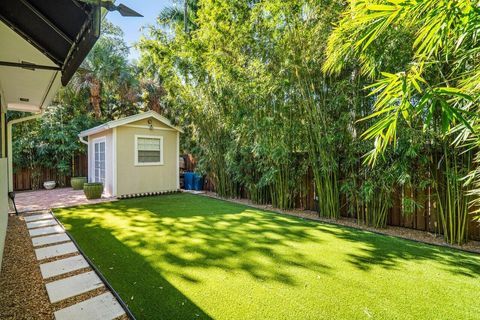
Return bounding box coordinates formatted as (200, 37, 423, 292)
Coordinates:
(0, 0, 101, 86)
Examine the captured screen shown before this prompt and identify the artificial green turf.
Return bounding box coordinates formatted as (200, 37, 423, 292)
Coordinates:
(54, 193, 480, 320)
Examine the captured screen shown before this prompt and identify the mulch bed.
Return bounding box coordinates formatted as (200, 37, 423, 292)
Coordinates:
(0, 214, 54, 320)
(201, 191, 480, 254)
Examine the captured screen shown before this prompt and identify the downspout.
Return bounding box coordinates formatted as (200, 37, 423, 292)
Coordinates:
(78, 135, 88, 145)
(7, 112, 43, 192)
(78, 134, 88, 183)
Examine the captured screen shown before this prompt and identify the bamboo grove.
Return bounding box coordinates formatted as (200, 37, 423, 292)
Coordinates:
(137, 0, 480, 245)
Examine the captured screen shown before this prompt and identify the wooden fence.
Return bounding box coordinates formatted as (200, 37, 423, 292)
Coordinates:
(202, 170, 480, 241)
(13, 154, 88, 191)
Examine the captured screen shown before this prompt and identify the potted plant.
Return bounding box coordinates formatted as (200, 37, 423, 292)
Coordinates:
(71, 177, 87, 190)
(83, 182, 103, 199)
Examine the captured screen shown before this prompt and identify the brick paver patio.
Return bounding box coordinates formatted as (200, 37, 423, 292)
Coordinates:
(11, 188, 116, 213)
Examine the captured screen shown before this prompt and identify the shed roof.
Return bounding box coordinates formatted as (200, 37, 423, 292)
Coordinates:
(79, 111, 183, 138)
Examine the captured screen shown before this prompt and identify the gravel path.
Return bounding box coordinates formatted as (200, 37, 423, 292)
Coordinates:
(0, 215, 54, 319)
(200, 191, 480, 254)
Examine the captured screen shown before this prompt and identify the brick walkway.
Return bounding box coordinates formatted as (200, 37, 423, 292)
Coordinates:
(11, 188, 116, 213)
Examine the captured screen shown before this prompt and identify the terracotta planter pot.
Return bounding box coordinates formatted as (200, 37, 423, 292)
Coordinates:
(83, 183, 103, 200)
(71, 177, 87, 190)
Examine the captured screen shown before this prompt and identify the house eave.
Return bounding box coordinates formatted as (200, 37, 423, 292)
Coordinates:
(0, 0, 101, 113)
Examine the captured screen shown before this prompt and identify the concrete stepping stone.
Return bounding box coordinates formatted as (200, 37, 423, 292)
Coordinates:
(35, 242, 78, 260)
(29, 225, 64, 237)
(54, 292, 125, 320)
(27, 219, 58, 229)
(32, 233, 70, 247)
(46, 271, 104, 303)
(24, 212, 54, 222)
(40, 255, 89, 279)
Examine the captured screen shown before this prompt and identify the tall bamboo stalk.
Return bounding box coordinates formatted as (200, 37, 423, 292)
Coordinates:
(434, 143, 470, 245)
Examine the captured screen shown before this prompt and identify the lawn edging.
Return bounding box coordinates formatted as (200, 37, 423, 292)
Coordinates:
(195, 191, 480, 255)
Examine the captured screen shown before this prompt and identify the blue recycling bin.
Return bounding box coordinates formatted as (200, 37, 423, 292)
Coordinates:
(193, 173, 204, 191)
(184, 172, 194, 190)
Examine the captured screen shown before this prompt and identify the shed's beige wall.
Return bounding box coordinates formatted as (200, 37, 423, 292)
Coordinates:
(116, 118, 178, 196)
(0, 158, 8, 269)
(88, 129, 114, 196)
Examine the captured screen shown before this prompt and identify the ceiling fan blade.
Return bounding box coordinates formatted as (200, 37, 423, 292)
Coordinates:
(75, 0, 143, 17)
(117, 4, 143, 17)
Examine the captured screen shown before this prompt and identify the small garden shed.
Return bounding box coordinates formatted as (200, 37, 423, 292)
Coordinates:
(78, 111, 182, 197)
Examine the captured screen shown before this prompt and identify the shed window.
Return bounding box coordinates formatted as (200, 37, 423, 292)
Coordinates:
(136, 136, 163, 165)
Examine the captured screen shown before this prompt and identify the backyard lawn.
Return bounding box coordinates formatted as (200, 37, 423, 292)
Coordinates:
(54, 193, 480, 320)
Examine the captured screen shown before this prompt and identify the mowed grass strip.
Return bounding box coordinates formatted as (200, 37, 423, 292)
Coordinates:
(54, 193, 480, 320)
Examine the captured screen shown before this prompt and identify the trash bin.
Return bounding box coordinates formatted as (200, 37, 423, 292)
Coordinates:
(184, 172, 194, 190)
(193, 173, 204, 191)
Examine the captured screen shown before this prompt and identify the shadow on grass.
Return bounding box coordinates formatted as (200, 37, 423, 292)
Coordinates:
(56, 194, 480, 319)
(314, 220, 480, 277)
(74, 195, 331, 283)
(57, 194, 332, 318)
(63, 219, 213, 320)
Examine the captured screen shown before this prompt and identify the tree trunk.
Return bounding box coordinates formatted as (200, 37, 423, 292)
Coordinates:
(149, 99, 162, 114)
(90, 79, 101, 119)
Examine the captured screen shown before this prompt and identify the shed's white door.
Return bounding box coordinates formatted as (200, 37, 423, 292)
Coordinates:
(93, 140, 106, 183)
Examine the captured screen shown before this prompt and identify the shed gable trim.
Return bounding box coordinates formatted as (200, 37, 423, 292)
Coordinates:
(78, 111, 183, 138)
